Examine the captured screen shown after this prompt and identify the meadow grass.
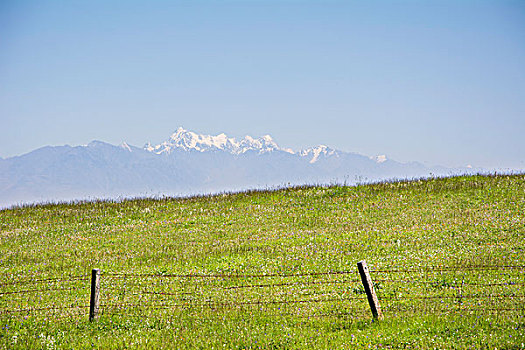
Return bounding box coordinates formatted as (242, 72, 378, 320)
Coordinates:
(1, 174, 524, 349)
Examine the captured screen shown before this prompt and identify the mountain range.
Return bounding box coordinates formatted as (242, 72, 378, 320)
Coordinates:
(0, 127, 476, 208)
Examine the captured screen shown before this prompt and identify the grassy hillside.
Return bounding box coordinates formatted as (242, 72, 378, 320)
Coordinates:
(1, 174, 524, 349)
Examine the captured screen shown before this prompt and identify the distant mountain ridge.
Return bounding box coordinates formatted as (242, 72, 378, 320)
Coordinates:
(144, 127, 287, 155)
(0, 127, 477, 208)
(144, 127, 379, 165)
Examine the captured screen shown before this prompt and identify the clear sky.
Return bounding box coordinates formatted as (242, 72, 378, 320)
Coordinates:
(1, 0, 524, 169)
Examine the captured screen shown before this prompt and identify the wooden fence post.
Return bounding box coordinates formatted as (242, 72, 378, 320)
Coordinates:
(89, 268, 101, 322)
(357, 260, 383, 320)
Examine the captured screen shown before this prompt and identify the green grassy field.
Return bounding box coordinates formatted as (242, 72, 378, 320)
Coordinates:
(1, 174, 524, 349)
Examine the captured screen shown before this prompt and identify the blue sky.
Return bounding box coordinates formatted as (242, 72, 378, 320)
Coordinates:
(1, 0, 524, 169)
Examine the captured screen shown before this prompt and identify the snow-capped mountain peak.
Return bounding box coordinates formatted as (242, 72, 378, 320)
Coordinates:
(300, 145, 337, 163)
(168, 128, 234, 152)
(145, 127, 286, 155)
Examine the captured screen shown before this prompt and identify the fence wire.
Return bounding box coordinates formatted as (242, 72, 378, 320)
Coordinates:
(370, 265, 525, 273)
(104, 270, 359, 279)
(1, 264, 523, 320)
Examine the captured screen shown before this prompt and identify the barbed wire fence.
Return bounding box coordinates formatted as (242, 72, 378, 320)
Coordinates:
(1, 263, 523, 322)
(370, 263, 525, 319)
(0, 275, 91, 320)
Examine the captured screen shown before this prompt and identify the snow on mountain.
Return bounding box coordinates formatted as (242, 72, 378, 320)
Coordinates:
(371, 155, 388, 163)
(119, 142, 133, 152)
(145, 127, 289, 155)
(238, 135, 282, 154)
(300, 145, 337, 163)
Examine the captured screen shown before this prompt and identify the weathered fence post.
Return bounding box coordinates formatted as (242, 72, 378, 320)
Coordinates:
(357, 260, 383, 320)
(89, 268, 101, 322)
